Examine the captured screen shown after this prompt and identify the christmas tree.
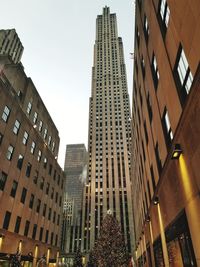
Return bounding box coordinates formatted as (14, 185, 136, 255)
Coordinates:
(73, 248, 83, 267)
(91, 212, 130, 267)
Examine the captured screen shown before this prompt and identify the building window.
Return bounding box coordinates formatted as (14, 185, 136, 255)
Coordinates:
(151, 54, 160, 89)
(39, 120, 43, 132)
(0, 171, 7, 191)
(147, 92, 153, 123)
(0, 132, 3, 146)
(30, 141, 36, 154)
(162, 108, 173, 148)
(45, 230, 49, 243)
(6, 145, 14, 161)
(48, 208, 52, 220)
(44, 128, 48, 140)
(24, 220, 30, 237)
(155, 143, 162, 175)
(37, 150, 42, 162)
(40, 177, 44, 190)
(33, 111, 38, 124)
(13, 120, 21, 135)
(10, 180, 18, 198)
(36, 199, 41, 213)
(43, 204, 47, 217)
(17, 154, 24, 170)
(43, 157, 47, 168)
(22, 131, 29, 145)
(3, 211, 11, 230)
(159, 0, 170, 28)
(20, 187, 27, 204)
(39, 227, 43, 241)
(144, 15, 150, 41)
(29, 194, 34, 209)
(32, 224, 37, 239)
(2, 105, 10, 122)
(27, 102, 32, 115)
(174, 45, 193, 104)
(26, 162, 32, 177)
(33, 170, 39, 184)
(14, 216, 21, 233)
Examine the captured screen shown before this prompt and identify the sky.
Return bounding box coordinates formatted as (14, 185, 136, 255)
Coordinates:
(0, 0, 135, 168)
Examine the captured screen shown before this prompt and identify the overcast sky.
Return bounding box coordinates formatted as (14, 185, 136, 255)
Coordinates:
(0, 0, 135, 168)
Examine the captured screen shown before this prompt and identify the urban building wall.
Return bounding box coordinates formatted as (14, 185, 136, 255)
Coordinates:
(82, 6, 135, 254)
(131, 0, 200, 266)
(0, 55, 64, 266)
(0, 29, 24, 64)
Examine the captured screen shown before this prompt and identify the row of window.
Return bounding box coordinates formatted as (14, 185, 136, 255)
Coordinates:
(3, 210, 58, 246)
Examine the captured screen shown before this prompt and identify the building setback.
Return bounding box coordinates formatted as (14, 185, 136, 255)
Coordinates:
(132, 0, 200, 266)
(81, 6, 135, 254)
(0, 55, 64, 266)
(0, 29, 24, 64)
(61, 144, 87, 255)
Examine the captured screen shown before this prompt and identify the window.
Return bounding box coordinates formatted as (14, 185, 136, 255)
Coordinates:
(2, 105, 10, 122)
(33, 170, 39, 184)
(159, 0, 170, 28)
(22, 131, 29, 145)
(29, 194, 34, 209)
(25, 162, 32, 177)
(20, 187, 27, 204)
(45, 230, 49, 243)
(147, 92, 153, 123)
(33, 112, 38, 124)
(0, 132, 3, 145)
(44, 128, 48, 140)
(37, 150, 42, 162)
(6, 145, 14, 160)
(13, 120, 21, 135)
(27, 102, 32, 115)
(0, 171, 7, 191)
(10, 180, 18, 197)
(36, 199, 41, 213)
(3, 211, 11, 230)
(14, 216, 21, 233)
(155, 143, 162, 174)
(43, 157, 47, 168)
(46, 183, 50, 195)
(162, 108, 173, 147)
(32, 224, 37, 239)
(39, 120, 43, 132)
(17, 154, 24, 170)
(48, 135, 52, 146)
(40, 177, 44, 190)
(39, 227, 43, 241)
(49, 164, 52, 175)
(30, 141, 36, 154)
(43, 204, 47, 217)
(174, 46, 193, 103)
(151, 54, 160, 89)
(144, 15, 150, 41)
(48, 208, 52, 220)
(24, 220, 30, 236)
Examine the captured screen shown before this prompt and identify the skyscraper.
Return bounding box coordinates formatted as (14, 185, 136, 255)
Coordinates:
(131, 0, 200, 266)
(61, 144, 87, 257)
(0, 29, 24, 63)
(82, 6, 134, 254)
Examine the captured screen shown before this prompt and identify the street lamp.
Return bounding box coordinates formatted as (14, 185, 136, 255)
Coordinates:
(171, 144, 182, 159)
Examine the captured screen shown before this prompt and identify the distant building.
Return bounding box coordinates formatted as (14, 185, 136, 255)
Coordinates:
(132, 0, 200, 266)
(61, 144, 87, 255)
(0, 29, 24, 63)
(0, 55, 64, 266)
(81, 6, 135, 255)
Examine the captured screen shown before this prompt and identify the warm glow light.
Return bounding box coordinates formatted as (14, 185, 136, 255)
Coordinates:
(33, 245, 38, 267)
(47, 248, 51, 264)
(149, 221, 154, 244)
(0, 237, 3, 251)
(18, 240, 22, 253)
(157, 204, 170, 267)
(179, 155, 193, 199)
(153, 196, 159, 205)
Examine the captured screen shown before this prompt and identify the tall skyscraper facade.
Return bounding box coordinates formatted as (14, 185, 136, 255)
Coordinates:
(0, 29, 24, 63)
(82, 6, 134, 254)
(61, 144, 87, 256)
(132, 0, 200, 266)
